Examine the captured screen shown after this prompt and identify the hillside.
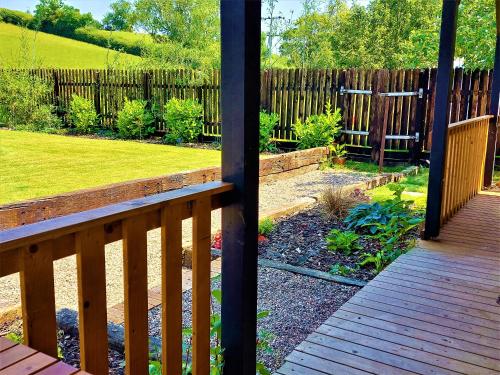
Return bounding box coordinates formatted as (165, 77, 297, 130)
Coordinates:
(0, 23, 142, 69)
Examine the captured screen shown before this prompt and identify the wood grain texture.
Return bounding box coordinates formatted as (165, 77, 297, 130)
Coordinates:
(19, 241, 58, 358)
(192, 198, 212, 375)
(161, 205, 183, 375)
(122, 215, 149, 375)
(76, 226, 109, 374)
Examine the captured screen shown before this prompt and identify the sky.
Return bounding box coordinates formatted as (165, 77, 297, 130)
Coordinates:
(1, 0, 369, 31)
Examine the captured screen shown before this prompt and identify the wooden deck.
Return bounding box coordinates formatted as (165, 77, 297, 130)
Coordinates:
(0, 337, 89, 375)
(277, 191, 500, 375)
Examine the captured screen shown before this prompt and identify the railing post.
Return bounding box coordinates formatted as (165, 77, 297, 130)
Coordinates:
(484, 3, 500, 187)
(220, 0, 261, 374)
(424, 0, 460, 239)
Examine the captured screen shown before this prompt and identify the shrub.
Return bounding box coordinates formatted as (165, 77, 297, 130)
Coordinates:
(259, 111, 279, 152)
(326, 229, 362, 255)
(294, 103, 342, 149)
(163, 98, 203, 144)
(320, 187, 356, 219)
(0, 8, 34, 26)
(69, 94, 99, 133)
(116, 99, 155, 139)
(73, 26, 146, 56)
(330, 143, 347, 158)
(258, 218, 275, 237)
(0, 70, 61, 132)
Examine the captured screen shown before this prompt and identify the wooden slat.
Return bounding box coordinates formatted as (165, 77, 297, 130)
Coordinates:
(191, 197, 211, 374)
(122, 215, 149, 375)
(76, 226, 108, 374)
(34, 361, 81, 375)
(0, 352, 57, 375)
(0, 338, 16, 353)
(0, 345, 36, 371)
(19, 241, 58, 358)
(161, 205, 183, 375)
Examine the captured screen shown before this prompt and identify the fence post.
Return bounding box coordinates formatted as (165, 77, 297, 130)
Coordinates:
(53, 70, 61, 117)
(411, 69, 429, 163)
(368, 69, 389, 162)
(94, 71, 101, 124)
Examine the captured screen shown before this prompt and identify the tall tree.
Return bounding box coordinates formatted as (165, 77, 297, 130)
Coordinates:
(103, 0, 134, 31)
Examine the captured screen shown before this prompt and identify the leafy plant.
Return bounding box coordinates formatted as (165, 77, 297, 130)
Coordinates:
(345, 185, 423, 236)
(326, 229, 362, 255)
(149, 288, 272, 375)
(259, 111, 279, 152)
(358, 248, 404, 275)
(69, 94, 99, 133)
(330, 143, 347, 158)
(163, 98, 203, 144)
(116, 99, 155, 139)
(293, 103, 342, 149)
(329, 263, 355, 276)
(0, 70, 61, 132)
(258, 218, 275, 237)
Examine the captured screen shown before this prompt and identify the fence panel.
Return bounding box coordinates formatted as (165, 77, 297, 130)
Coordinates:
(15, 67, 498, 159)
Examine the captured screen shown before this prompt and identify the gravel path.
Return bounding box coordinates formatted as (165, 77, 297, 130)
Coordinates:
(148, 266, 359, 373)
(0, 169, 373, 311)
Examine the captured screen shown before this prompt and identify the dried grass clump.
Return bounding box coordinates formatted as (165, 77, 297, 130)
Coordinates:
(320, 187, 357, 220)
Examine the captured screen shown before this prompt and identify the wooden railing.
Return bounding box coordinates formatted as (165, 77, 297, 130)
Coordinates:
(440, 115, 492, 224)
(0, 181, 233, 375)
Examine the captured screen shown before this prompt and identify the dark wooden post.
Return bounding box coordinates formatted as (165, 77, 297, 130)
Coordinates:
(424, 0, 460, 239)
(220, 1, 261, 374)
(484, 1, 500, 186)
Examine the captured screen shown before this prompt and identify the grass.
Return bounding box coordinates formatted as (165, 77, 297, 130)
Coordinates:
(367, 169, 429, 209)
(0, 23, 141, 69)
(0, 130, 221, 204)
(331, 160, 407, 174)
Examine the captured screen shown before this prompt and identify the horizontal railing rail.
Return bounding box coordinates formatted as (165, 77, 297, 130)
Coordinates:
(0, 181, 234, 375)
(440, 115, 492, 224)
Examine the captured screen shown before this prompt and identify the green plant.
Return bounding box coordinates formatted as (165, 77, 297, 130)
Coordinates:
(149, 288, 272, 375)
(329, 263, 355, 276)
(163, 98, 203, 144)
(358, 248, 404, 275)
(69, 94, 99, 133)
(259, 111, 279, 152)
(326, 229, 362, 255)
(0, 70, 61, 132)
(116, 99, 155, 139)
(258, 218, 275, 237)
(330, 143, 347, 158)
(0, 8, 34, 26)
(293, 103, 342, 149)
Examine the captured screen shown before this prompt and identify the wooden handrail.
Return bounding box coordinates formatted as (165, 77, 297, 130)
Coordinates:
(0, 181, 234, 374)
(441, 117, 490, 224)
(447, 115, 494, 129)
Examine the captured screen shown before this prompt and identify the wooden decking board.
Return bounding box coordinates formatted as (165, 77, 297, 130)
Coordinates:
(330, 309, 500, 362)
(277, 193, 500, 374)
(354, 285, 499, 328)
(374, 274, 498, 306)
(386, 264, 500, 296)
(324, 316, 499, 372)
(340, 302, 500, 350)
(366, 279, 500, 315)
(348, 296, 500, 341)
(0, 339, 84, 375)
(276, 361, 331, 375)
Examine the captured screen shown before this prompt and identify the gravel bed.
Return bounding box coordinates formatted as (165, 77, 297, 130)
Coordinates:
(0, 169, 373, 310)
(258, 204, 377, 281)
(148, 266, 359, 373)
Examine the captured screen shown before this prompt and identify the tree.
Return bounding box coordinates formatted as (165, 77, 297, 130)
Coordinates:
(32, 0, 98, 37)
(133, 0, 219, 48)
(102, 0, 134, 31)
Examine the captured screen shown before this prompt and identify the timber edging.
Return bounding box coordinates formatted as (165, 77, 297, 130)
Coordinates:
(0, 147, 328, 230)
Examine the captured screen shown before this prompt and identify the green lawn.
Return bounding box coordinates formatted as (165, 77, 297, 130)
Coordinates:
(367, 169, 429, 209)
(0, 23, 141, 69)
(0, 130, 221, 204)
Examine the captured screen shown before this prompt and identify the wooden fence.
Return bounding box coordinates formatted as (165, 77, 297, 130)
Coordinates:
(29, 68, 498, 159)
